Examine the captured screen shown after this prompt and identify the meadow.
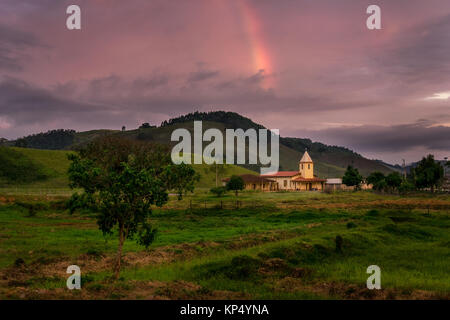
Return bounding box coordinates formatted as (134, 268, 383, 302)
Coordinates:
(0, 147, 449, 299)
(0, 188, 449, 300)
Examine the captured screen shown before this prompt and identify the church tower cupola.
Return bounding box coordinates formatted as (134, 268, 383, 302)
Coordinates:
(299, 150, 314, 179)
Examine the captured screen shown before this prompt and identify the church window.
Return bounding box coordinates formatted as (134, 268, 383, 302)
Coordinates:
(308, 164, 310, 169)
(284, 180, 287, 187)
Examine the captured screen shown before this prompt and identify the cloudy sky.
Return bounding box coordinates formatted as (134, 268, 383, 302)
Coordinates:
(0, 0, 449, 164)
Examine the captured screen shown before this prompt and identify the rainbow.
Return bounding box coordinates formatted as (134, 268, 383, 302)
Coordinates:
(236, 1, 274, 89)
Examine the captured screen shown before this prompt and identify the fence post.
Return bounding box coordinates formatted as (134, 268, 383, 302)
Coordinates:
(220, 201, 223, 210)
(189, 200, 192, 210)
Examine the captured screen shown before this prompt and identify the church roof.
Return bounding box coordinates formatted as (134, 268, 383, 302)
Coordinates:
(292, 176, 326, 182)
(223, 174, 275, 183)
(300, 150, 313, 163)
(261, 171, 299, 177)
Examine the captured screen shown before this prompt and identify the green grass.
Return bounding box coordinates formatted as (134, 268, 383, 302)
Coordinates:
(0, 147, 73, 191)
(0, 147, 255, 193)
(0, 190, 449, 299)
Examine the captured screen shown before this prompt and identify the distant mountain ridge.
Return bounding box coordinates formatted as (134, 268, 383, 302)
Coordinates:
(7, 111, 394, 177)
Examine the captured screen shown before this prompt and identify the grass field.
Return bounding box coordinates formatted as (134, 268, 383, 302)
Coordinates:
(0, 189, 449, 300)
(0, 146, 448, 300)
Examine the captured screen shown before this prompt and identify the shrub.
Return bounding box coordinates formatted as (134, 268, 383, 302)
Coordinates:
(210, 186, 227, 197)
(346, 222, 357, 229)
(226, 255, 261, 280)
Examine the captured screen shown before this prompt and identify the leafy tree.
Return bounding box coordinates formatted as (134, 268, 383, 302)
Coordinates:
(226, 175, 245, 196)
(165, 163, 200, 200)
(412, 155, 444, 192)
(385, 172, 403, 191)
(367, 172, 385, 191)
(342, 166, 363, 190)
(139, 122, 155, 129)
(68, 137, 171, 279)
(210, 186, 227, 197)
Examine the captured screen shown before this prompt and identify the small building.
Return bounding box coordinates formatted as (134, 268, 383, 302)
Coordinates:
(325, 178, 343, 191)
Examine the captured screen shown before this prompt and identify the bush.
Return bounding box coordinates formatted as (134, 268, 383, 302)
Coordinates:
(346, 222, 357, 229)
(226, 255, 261, 280)
(210, 186, 227, 197)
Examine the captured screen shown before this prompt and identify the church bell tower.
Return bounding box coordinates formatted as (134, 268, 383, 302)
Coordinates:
(299, 150, 314, 179)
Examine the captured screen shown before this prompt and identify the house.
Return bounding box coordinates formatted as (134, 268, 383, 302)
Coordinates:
(261, 151, 326, 191)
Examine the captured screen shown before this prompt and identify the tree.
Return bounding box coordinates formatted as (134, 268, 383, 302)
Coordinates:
(122, 126, 126, 131)
(412, 154, 444, 192)
(342, 166, 363, 190)
(165, 163, 200, 200)
(367, 172, 385, 191)
(385, 172, 403, 191)
(139, 122, 155, 129)
(68, 137, 171, 279)
(210, 186, 227, 197)
(226, 175, 245, 196)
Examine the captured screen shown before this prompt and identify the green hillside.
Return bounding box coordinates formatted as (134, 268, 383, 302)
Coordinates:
(0, 147, 254, 190)
(10, 111, 393, 178)
(119, 121, 349, 178)
(0, 147, 72, 189)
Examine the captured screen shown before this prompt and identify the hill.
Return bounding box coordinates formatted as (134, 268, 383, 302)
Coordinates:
(10, 111, 394, 177)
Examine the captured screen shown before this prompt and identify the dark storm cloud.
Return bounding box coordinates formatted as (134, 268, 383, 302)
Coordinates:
(0, 24, 42, 71)
(0, 77, 113, 127)
(307, 120, 450, 153)
(187, 70, 220, 83)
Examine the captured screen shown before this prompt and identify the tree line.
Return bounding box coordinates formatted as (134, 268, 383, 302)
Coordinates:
(342, 154, 447, 193)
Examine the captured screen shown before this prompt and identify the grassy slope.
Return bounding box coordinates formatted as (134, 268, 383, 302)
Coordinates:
(12, 120, 393, 178)
(0, 147, 255, 191)
(0, 147, 72, 190)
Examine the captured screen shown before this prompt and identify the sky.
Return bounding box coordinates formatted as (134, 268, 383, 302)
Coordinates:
(0, 0, 449, 164)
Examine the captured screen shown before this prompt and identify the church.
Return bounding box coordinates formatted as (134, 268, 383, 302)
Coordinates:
(223, 151, 326, 191)
(261, 151, 326, 191)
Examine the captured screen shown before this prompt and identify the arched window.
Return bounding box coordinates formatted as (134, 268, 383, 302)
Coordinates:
(308, 164, 310, 169)
(301, 164, 303, 170)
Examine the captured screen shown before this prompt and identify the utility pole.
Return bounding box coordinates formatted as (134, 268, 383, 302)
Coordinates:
(402, 159, 407, 179)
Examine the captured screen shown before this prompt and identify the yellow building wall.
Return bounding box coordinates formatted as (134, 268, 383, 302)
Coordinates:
(299, 162, 314, 179)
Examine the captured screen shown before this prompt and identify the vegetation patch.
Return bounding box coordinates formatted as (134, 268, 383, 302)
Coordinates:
(0, 147, 48, 184)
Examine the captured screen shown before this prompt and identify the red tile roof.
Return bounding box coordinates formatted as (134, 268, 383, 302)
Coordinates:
(261, 171, 299, 177)
(222, 174, 276, 183)
(292, 176, 326, 182)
